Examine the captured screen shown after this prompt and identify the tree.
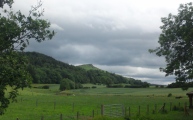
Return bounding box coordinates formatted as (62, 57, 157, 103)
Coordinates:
(59, 78, 73, 91)
(149, 2, 193, 83)
(0, 0, 54, 115)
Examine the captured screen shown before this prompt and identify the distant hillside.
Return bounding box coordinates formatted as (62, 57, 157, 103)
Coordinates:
(23, 52, 149, 87)
(78, 64, 100, 71)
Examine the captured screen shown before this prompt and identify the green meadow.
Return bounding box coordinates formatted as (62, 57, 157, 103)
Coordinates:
(1, 84, 193, 120)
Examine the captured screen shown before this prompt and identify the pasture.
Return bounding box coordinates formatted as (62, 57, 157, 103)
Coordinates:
(0, 84, 193, 120)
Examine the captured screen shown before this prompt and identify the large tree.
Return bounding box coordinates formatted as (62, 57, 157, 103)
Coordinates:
(0, 0, 54, 114)
(149, 2, 193, 83)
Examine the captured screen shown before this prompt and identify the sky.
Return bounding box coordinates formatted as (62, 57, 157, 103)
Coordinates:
(9, 0, 192, 85)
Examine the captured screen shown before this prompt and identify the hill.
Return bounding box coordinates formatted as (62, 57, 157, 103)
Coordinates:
(23, 52, 149, 87)
(78, 64, 100, 71)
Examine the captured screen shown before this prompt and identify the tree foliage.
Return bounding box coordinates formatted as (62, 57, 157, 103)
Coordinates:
(59, 78, 83, 91)
(0, 0, 54, 115)
(149, 2, 193, 83)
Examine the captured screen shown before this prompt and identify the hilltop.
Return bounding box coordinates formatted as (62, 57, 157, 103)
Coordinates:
(78, 64, 100, 71)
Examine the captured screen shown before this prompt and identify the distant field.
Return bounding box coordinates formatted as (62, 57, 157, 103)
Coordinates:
(0, 84, 193, 120)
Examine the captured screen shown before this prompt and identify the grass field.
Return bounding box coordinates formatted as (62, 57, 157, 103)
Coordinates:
(0, 84, 193, 120)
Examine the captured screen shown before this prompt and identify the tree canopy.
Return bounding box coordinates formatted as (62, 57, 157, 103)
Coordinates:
(149, 2, 193, 83)
(0, 0, 54, 115)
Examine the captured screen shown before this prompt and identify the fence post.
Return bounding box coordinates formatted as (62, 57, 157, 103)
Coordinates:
(77, 111, 79, 120)
(170, 102, 172, 111)
(60, 114, 63, 120)
(72, 103, 74, 112)
(125, 107, 127, 116)
(41, 116, 44, 120)
(36, 99, 38, 107)
(101, 105, 104, 116)
(54, 101, 56, 110)
(92, 110, 94, 118)
(122, 105, 125, 116)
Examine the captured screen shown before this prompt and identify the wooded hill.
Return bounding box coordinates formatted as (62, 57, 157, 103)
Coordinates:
(24, 52, 149, 87)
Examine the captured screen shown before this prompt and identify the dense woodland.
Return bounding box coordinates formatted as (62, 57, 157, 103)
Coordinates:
(23, 52, 149, 87)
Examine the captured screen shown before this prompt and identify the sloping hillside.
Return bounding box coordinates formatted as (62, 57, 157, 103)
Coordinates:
(23, 52, 148, 86)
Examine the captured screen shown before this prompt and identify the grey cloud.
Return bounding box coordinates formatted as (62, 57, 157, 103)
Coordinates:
(21, 0, 190, 84)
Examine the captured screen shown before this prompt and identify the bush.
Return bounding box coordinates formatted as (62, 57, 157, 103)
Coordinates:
(125, 85, 142, 88)
(42, 85, 49, 89)
(75, 83, 83, 89)
(107, 84, 124, 88)
(167, 93, 172, 97)
(59, 78, 71, 91)
(92, 86, 97, 88)
(181, 86, 189, 91)
(83, 87, 90, 89)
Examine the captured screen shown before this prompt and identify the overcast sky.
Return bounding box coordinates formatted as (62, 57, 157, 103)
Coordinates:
(10, 0, 192, 85)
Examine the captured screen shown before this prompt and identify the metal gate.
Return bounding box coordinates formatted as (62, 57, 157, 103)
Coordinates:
(101, 104, 125, 117)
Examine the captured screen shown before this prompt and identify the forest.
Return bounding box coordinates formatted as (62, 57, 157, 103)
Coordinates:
(24, 52, 149, 88)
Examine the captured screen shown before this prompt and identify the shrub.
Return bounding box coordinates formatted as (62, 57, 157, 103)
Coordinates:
(42, 85, 49, 89)
(160, 85, 164, 88)
(167, 93, 172, 97)
(92, 86, 97, 88)
(107, 84, 124, 88)
(181, 86, 189, 91)
(83, 87, 90, 89)
(59, 78, 71, 91)
(75, 83, 83, 89)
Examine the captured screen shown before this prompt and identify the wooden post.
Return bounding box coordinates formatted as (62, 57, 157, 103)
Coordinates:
(77, 111, 79, 120)
(92, 110, 94, 117)
(125, 107, 127, 116)
(72, 103, 74, 112)
(101, 105, 104, 116)
(54, 101, 56, 110)
(122, 105, 125, 116)
(36, 99, 38, 107)
(60, 114, 63, 120)
(170, 102, 172, 111)
(189, 95, 193, 108)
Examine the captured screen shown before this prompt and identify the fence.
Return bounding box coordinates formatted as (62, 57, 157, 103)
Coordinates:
(124, 102, 188, 117)
(101, 104, 125, 117)
(14, 100, 188, 120)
